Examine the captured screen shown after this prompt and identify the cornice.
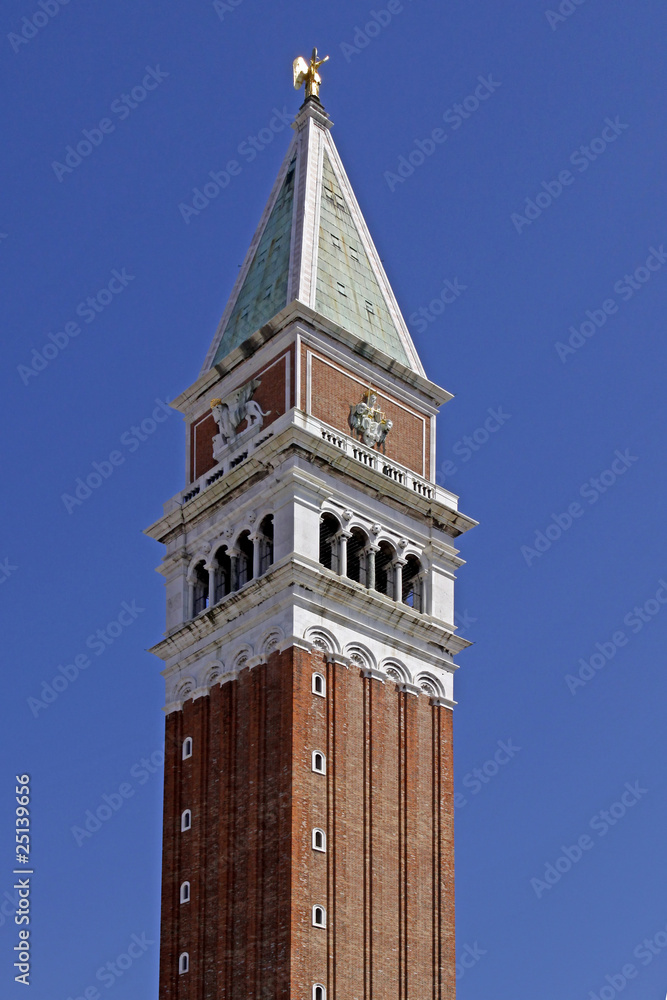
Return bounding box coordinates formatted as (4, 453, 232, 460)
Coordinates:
(145, 418, 476, 544)
(148, 557, 471, 665)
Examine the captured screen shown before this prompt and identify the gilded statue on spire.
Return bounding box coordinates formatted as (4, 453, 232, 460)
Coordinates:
(293, 47, 330, 99)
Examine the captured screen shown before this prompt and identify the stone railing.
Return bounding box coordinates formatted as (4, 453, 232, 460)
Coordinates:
(165, 409, 458, 514)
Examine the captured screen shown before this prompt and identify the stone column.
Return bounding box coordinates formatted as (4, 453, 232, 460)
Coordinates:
(395, 559, 406, 603)
(339, 531, 351, 577)
(229, 550, 239, 592)
(367, 545, 378, 590)
(206, 561, 217, 607)
(251, 533, 261, 579)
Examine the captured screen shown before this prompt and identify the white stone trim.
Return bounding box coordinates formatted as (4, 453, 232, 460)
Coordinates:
(320, 129, 425, 376)
(200, 136, 299, 375)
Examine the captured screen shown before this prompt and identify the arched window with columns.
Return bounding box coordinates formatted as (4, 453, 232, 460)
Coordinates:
(191, 561, 209, 616)
(346, 526, 369, 586)
(258, 515, 274, 575)
(213, 546, 232, 603)
(319, 513, 340, 573)
(402, 554, 424, 612)
(236, 530, 254, 589)
(374, 541, 396, 600)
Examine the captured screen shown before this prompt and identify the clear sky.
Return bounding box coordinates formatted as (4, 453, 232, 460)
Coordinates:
(2, 1, 666, 997)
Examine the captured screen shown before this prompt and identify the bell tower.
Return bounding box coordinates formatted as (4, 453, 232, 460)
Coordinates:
(147, 80, 475, 1000)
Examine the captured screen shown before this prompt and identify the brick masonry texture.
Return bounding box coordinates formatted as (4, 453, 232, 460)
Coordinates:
(189, 349, 293, 482)
(158, 646, 455, 999)
(304, 348, 431, 479)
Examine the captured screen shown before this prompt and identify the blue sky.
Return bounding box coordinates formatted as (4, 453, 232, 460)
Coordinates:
(2, 0, 666, 997)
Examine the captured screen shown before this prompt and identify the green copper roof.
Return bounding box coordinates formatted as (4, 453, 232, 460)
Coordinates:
(212, 160, 295, 366)
(315, 153, 409, 366)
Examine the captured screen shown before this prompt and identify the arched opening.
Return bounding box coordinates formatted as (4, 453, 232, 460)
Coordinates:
(192, 561, 209, 616)
(374, 542, 395, 599)
(319, 513, 340, 573)
(312, 751, 326, 774)
(312, 828, 326, 852)
(347, 527, 368, 585)
(181, 809, 192, 832)
(180, 881, 190, 903)
(213, 546, 232, 603)
(313, 985, 326, 1000)
(312, 905, 326, 928)
(236, 531, 254, 588)
(312, 672, 326, 697)
(402, 555, 423, 612)
(182, 737, 193, 760)
(179, 952, 189, 974)
(258, 515, 274, 574)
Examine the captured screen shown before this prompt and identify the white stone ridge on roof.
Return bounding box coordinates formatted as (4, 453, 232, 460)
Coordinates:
(202, 99, 424, 377)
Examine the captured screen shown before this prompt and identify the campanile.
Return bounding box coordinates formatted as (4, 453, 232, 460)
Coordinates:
(147, 58, 475, 1000)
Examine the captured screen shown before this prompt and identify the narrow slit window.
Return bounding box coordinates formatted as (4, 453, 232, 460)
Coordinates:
(313, 985, 326, 1000)
(312, 673, 326, 698)
(312, 751, 326, 775)
(350, 246, 360, 262)
(181, 809, 192, 832)
(331, 233, 341, 250)
(336, 282, 347, 297)
(365, 300, 375, 315)
(182, 737, 193, 760)
(312, 905, 327, 928)
(179, 952, 189, 974)
(312, 828, 326, 852)
(180, 881, 191, 904)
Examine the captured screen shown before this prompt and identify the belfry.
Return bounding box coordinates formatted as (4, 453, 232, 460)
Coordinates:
(147, 57, 475, 1000)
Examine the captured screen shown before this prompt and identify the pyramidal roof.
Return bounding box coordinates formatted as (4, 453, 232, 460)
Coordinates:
(201, 98, 424, 377)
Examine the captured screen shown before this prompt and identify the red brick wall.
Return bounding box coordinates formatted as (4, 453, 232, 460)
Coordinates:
(302, 346, 431, 478)
(189, 348, 293, 482)
(158, 648, 455, 999)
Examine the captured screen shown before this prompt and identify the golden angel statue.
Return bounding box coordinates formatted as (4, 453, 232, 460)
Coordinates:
(293, 47, 330, 99)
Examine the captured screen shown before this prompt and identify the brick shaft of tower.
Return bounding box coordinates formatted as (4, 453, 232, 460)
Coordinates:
(147, 92, 475, 1000)
(158, 647, 455, 1000)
